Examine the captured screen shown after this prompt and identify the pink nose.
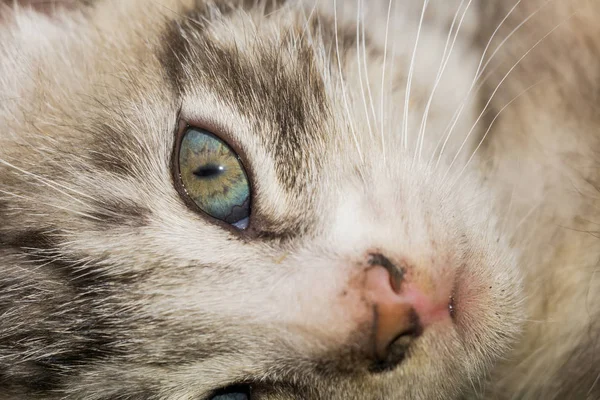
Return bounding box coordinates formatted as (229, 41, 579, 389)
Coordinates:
(364, 255, 453, 370)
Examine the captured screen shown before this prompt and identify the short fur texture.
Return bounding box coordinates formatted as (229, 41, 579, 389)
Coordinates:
(0, 0, 597, 399)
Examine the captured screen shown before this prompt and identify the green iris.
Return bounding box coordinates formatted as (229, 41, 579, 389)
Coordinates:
(178, 128, 250, 229)
(212, 394, 248, 400)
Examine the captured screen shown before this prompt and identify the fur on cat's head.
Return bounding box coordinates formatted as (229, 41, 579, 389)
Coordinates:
(0, 1, 522, 399)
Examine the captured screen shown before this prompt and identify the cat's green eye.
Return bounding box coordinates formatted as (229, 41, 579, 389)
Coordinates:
(178, 127, 250, 229)
(211, 393, 248, 400)
(210, 385, 251, 400)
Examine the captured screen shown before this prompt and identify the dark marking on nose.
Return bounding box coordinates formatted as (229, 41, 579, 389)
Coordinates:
(368, 253, 405, 292)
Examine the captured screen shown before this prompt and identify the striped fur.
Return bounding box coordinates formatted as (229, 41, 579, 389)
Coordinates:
(0, 1, 597, 399)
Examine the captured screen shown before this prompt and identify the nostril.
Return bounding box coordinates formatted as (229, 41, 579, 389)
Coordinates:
(368, 253, 404, 293)
(370, 307, 423, 373)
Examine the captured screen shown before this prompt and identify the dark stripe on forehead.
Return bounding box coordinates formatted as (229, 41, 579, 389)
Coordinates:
(160, 1, 334, 191)
(161, 0, 289, 92)
(189, 0, 289, 15)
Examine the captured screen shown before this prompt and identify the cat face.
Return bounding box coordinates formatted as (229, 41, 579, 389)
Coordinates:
(0, 1, 522, 399)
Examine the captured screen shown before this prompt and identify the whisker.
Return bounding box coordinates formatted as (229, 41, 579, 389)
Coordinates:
(444, 12, 576, 179)
(435, 0, 559, 170)
(0, 157, 95, 205)
(454, 79, 544, 183)
(476, 0, 555, 84)
(334, 0, 363, 163)
(402, 0, 429, 151)
(385, 18, 399, 157)
(355, 0, 374, 140)
(298, 0, 319, 45)
(380, 0, 394, 162)
(587, 368, 600, 396)
(0, 189, 101, 221)
(416, 0, 471, 164)
(434, 0, 526, 168)
(361, 5, 378, 139)
(512, 201, 542, 237)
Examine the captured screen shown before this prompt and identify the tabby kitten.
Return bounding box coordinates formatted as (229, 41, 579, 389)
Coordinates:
(0, 1, 597, 399)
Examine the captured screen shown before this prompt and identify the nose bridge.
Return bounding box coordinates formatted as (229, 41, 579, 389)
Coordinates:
(329, 172, 443, 277)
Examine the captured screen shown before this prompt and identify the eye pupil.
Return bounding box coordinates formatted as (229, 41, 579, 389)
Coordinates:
(193, 164, 226, 179)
